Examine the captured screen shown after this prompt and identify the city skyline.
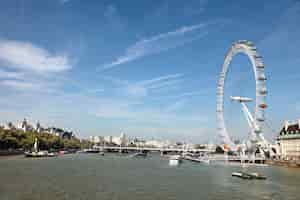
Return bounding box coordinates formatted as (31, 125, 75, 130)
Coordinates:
(0, 0, 300, 142)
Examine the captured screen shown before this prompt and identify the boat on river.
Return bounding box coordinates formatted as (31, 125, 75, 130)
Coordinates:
(169, 155, 182, 166)
(24, 138, 56, 158)
(232, 171, 267, 180)
(82, 148, 100, 153)
(24, 151, 48, 157)
(183, 155, 210, 164)
(131, 151, 148, 158)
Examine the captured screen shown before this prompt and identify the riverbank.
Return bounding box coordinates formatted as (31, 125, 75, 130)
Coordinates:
(266, 159, 300, 168)
(0, 149, 23, 156)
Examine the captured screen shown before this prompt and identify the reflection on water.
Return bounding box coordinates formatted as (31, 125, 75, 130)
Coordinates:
(0, 154, 299, 200)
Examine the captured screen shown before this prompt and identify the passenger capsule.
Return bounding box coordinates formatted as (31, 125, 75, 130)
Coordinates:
(259, 90, 268, 95)
(259, 103, 267, 109)
(257, 65, 264, 69)
(257, 118, 265, 122)
(257, 75, 267, 81)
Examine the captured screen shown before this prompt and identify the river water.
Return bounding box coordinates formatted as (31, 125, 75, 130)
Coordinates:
(0, 153, 299, 200)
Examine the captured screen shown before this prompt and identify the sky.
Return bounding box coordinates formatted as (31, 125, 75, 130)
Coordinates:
(0, 0, 299, 143)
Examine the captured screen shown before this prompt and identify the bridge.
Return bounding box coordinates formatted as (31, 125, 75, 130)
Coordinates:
(93, 145, 214, 153)
(207, 154, 266, 162)
(93, 145, 266, 163)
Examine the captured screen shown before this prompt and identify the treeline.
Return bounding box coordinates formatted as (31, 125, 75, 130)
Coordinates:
(0, 128, 91, 151)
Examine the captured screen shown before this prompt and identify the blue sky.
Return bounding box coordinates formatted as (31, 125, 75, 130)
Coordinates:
(0, 0, 299, 142)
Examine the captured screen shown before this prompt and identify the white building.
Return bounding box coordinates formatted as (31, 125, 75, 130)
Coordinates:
(3, 122, 15, 130)
(90, 136, 104, 144)
(111, 133, 128, 146)
(144, 140, 176, 148)
(130, 138, 146, 147)
(17, 118, 34, 132)
(90, 133, 129, 146)
(104, 136, 113, 144)
(277, 119, 300, 160)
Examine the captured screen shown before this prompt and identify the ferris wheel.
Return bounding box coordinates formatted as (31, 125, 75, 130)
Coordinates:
(216, 40, 268, 152)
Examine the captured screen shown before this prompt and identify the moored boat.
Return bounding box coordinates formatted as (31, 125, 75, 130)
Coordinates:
(24, 151, 48, 157)
(131, 151, 148, 158)
(232, 171, 267, 180)
(82, 148, 100, 153)
(24, 138, 52, 158)
(183, 155, 210, 164)
(169, 155, 182, 166)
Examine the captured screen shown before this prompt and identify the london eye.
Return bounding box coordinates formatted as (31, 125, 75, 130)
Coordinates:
(216, 40, 268, 155)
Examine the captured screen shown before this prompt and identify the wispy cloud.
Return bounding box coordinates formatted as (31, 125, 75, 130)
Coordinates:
(105, 73, 184, 98)
(0, 80, 38, 90)
(0, 39, 72, 73)
(165, 99, 187, 112)
(94, 100, 203, 123)
(100, 23, 209, 70)
(139, 73, 183, 86)
(0, 69, 23, 79)
(87, 88, 105, 93)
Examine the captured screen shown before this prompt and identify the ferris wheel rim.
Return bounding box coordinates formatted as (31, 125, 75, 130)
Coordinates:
(216, 40, 267, 147)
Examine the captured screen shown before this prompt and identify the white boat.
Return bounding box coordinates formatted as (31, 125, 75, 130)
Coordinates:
(169, 155, 182, 166)
(232, 171, 267, 180)
(24, 138, 56, 158)
(198, 158, 210, 164)
(131, 151, 147, 158)
(82, 148, 100, 153)
(183, 155, 210, 164)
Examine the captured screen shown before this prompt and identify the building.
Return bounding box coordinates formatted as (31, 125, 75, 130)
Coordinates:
(144, 140, 177, 148)
(90, 133, 129, 146)
(112, 133, 128, 146)
(17, 118, 34, 132)
(3, 122, 16, 130)
(145, 140, 164, 148)
(130, 138, 146, 147)
(277, 120, 300, 160)
(1, 119, 74, 140)
(104, 136, 113, 144)
(45, 127, 73, 139)
(35, 121, 42, 133)
(90, 136, 104, 144)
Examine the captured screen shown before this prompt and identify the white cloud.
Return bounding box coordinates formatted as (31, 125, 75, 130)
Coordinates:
(100, 73, 183, 99)
(139, 73, 183, 86)
(0, 69, 23, 79)
(116, 73, 183, 98)
(1, 80, 38, 90)
(101, 23, 209, 70)
(165, 99, 187, 112)
(125, 84, 148, 98)
(87, 88, 105, 93)
(94, 101, 203, 123)
(0, 39, 71, 73)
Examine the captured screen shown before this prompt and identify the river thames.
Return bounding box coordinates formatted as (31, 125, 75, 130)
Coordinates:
(0, 154, 299, 200)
